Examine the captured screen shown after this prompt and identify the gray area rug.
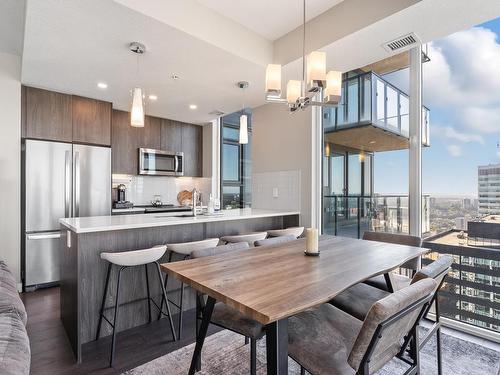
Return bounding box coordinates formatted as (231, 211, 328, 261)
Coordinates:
(124, 329, 500, 374)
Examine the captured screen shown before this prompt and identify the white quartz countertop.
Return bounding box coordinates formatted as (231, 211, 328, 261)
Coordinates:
(59, 209, 300, 234)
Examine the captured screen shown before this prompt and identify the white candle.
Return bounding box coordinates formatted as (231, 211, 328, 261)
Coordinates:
(305, 228, 319, 254)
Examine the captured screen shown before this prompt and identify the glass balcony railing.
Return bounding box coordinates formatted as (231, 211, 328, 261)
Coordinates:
(323, 72, 430, 146)
(323, 196, 500, 338)
(423, 232, 500, 336)
(322, 194, 430, 238)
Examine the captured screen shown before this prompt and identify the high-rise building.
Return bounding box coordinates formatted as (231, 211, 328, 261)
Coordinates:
(478, 164, 500, 215)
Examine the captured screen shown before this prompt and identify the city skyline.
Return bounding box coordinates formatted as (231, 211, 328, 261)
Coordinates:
(374, 17, 500, 197)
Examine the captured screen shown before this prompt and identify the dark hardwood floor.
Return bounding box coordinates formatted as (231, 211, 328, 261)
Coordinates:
(21, 287, 219, 375)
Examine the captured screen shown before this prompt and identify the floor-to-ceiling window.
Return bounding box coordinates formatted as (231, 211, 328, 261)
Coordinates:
(220, 109, 252, 209)
(322, 139, 373, 238)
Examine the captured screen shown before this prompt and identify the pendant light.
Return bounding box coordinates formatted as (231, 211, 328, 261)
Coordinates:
(129, 42, 146, 127)
(237, 81, 249, 144)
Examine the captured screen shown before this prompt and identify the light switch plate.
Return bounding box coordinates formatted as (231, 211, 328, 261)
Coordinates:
(272, 187, 279, 198)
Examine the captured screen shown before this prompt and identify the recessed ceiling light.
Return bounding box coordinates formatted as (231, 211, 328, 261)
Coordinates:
(148, 94, 158, 101)
(97, 82, 108, 89)
(189, 104, 197, 110)
(171, 74, 180, 80)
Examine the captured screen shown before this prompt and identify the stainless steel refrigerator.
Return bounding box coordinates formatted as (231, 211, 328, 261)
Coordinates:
(24, 139, 111, 289)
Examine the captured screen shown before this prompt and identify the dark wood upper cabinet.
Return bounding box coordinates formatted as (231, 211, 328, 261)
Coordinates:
(181, 123, 203, 177)
(72, 96, 112, 146)
(160, 119, 182, 152)
(24, 86, 73, 142)
(111, 109, 140, 175)
(142, 116, 162, 150)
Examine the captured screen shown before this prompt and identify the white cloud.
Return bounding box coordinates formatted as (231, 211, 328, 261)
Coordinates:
(462, 107, 500, 134)
(384, 27, 500, 137)
(424, 27, 500, 107)
(447, 145, 462, 157)
(432, 125, 485, 144)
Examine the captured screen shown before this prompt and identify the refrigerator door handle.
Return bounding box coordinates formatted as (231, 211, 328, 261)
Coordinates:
(64, 150, 71, 218)
(27, 232, 61, 240)
(74, 151, 80, 217)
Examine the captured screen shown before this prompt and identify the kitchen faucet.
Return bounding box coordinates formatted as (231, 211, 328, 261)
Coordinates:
(192, 188, 199, 217)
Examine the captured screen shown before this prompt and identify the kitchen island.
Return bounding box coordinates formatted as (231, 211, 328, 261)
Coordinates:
(58, 209, 299, 361)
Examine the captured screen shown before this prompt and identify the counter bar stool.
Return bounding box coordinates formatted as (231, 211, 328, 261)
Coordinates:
(96, 245, 177, 367)
(158, 238, 219, 339)
(266, 226, 304, 239)
(220, 232, 267, 247)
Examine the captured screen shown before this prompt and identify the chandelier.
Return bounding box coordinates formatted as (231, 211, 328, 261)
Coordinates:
(265, 0, 342, 111)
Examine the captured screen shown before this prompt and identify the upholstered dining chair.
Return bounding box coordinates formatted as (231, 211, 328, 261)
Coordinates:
(362, 231, 423, 292)
(191, 242, 265, 375)
(330, 255, 453, 375)
(254, 235, 296, 247)
(266, 226, 304, 238)
(220, 232, 268, 247)
(288, 278, 437, 375)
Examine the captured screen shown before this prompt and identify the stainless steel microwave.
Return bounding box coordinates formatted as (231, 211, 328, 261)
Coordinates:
(138, 148, 184, 176)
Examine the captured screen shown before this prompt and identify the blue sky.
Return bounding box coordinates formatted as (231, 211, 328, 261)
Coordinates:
(374, 17, 500, 197)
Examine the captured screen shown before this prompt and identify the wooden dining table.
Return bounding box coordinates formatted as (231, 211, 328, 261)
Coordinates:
(161, 235, 428, 375)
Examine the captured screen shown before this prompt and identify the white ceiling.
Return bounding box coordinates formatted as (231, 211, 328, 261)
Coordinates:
(16, 0, 500, 125)
(196, 0, 344, 41)
(21, 0, 266, 124)
(0, 0, 26, 56)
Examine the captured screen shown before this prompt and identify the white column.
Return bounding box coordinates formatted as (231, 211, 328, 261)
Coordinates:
(409, 45, 422, 237)
(311, 96, 323, 231)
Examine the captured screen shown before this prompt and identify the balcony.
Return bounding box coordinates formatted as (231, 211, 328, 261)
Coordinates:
(323, 71, 430, 152)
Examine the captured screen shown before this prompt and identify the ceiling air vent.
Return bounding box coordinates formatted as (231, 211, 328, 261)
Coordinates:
(383, 33, 421, 53)
(209, 110, 225, 117)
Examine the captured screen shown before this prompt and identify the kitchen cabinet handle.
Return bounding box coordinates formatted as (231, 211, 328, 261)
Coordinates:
(27, 233, 61, 240)
(65, 150, 71, 218)
(75, 151, 80, 217)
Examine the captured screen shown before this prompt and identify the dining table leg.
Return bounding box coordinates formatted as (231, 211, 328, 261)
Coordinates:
(188, 296, 215, 375)
(384, 272, 395, 293)
(266, 318, 288, 375)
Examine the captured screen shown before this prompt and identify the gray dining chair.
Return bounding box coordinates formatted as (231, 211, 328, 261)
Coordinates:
(191, 242, 264, 375)
(288, 278, 436, 375)
(266, 226, 304, 238)
(362, 231, 422, 292)
(254, 235, 296, 247)
(220, 232, 268, 247)
(330, 255, 453, 375)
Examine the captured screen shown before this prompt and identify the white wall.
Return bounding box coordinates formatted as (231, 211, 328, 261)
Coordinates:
(252, 104, 313, 226)
(0, 52, 21, 285)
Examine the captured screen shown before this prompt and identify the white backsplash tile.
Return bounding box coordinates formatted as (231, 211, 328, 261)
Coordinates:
(252, 170, 301, 212)
(112, 174, 212, 206)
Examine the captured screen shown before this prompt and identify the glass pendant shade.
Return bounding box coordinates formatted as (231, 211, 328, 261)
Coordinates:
(265, 64, 282, 96)
(286, 80, 302, 104)
(130, 87, 145, 127)
(306, 51, 326, 84)
(239, 114, 248, 144)
(324, 71, 342, 104)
